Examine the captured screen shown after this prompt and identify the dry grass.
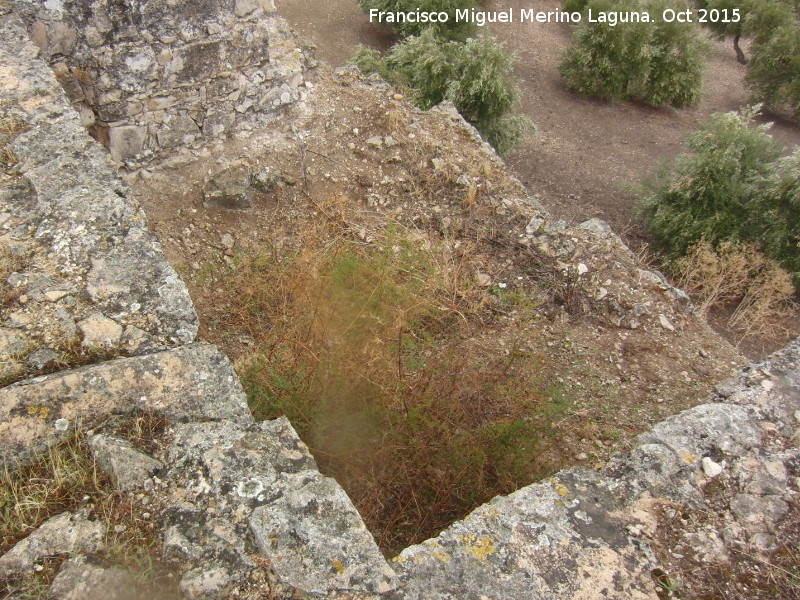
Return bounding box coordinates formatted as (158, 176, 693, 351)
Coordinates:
(70, 66, 94, 85)
(209, 211, 571, 556)
(0, 416, 179, 599)
(0, 244, 25, 383)
(674, 240, 798, 340)
(0, 115, 28, 175)
(664, 503, 800, 599)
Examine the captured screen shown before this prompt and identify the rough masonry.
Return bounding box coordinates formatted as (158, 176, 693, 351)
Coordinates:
(0, 3, 798, 599)
(0, 8, 393, 598)
(10, 0, 307, 163)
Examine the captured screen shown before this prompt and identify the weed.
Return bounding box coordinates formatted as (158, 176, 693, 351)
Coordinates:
(673, 239, 797, 339)
(525, 251, 588, 315)
(0, 116, 28, 175)
(0, 422, 179, 598)
(70, 66, 94, 85)
(654, 570, 681, 597)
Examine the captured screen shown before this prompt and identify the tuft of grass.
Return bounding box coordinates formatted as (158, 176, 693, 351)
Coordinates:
(0, 116, 28, 175)
(0, 432, 98, 551)
(0, 418, 178, 598)
(652, 569, 681, 598)
(673, 239, 797, 340)
(220, 220, 570, 556)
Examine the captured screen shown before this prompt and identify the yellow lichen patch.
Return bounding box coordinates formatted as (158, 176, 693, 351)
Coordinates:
(679, 450, 695, 464)
(460, 534, 497, 561)
(331, 558, 344, 575)
(25, 405, 49, 419)
(391, 554, 408, 564)
(555, 482, 569, 497)
(433, 551, 450, 563)
(481, 506, 501, 518)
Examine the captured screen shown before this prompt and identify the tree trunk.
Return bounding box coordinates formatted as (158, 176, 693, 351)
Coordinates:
(734, 34, 748, 65)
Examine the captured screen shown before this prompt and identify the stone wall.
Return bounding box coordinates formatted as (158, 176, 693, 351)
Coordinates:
(0, 9, 198, 386)
(0, 9, 395, 597)
(10, 0, 306, 163)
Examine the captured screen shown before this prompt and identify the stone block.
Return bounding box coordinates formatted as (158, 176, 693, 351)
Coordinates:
(0, 344, 252, 467)
(175, 40, 222, 84)
(203, 165, 253, 209)
(78, 313, 122, 348)
(235, 0, 260, 17)
(49, 558, 136, 600)
(89, 434, 165, 492)
(0, 512, 104, 579)
(250, 471, 397, 595)
(108, 124, 146, 162)
(156, 114, 201, 148)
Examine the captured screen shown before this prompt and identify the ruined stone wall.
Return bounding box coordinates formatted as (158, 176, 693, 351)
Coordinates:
(0, 9, 395, 596)
(10, 0, 306, 163)
(1, 3, 799, 599)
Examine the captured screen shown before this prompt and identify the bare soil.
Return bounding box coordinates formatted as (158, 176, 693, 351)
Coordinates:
(274, 0, 800, 358)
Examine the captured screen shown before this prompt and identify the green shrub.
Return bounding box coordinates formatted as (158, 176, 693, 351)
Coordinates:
(349, 46, 391, 81)
(559, 0, 640, 101)
(752, 149, 800, 285)
(559, 0, 706, 107)
(637, 107, 800, 290)
(358, 0, 479, 40)
(744, 0, 796, 45)
(696, 0, 800, 116)
(745, 16, 800, 117)
(561, 0, 591, 13)
(352, 30, 533, 155)
(637, 108, 781, 258)
(633, 0, 706, 106)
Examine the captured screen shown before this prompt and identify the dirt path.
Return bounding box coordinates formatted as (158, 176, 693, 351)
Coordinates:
(276, 0, 800, 252)
(274, 0, 396, 64)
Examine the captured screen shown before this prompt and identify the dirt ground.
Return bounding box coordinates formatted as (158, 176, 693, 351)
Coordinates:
(275, 0, 800, 357)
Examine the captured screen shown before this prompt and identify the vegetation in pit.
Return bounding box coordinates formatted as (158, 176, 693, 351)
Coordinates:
(559, 0, 707, 107)
(351, 29, 533, 155)
(0, 415, 179, 599)
(221, 223, 571, 556)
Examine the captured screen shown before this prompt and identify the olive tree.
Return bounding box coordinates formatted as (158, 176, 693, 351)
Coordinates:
(559, 0, 706, 107)
(351, 30, 533, 155)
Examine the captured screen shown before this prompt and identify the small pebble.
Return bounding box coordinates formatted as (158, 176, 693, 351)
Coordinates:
(702, 456, 724, 478)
